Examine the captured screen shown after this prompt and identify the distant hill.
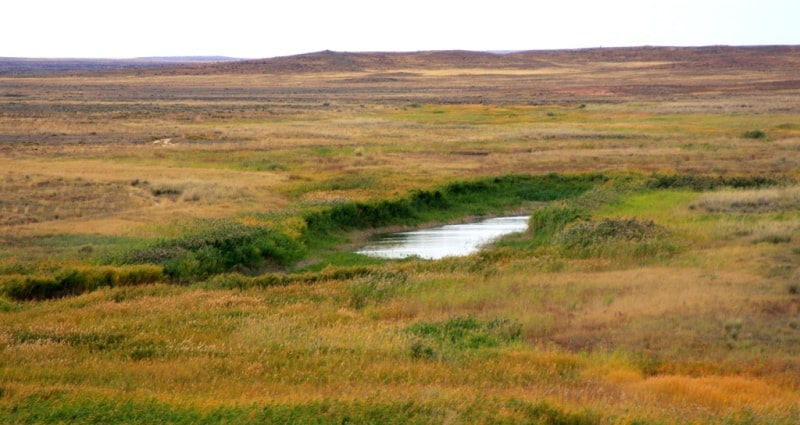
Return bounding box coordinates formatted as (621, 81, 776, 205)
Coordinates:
(151, 46, 800, 75)
(0, 56, 239, 75)
(3, 46, 798, 76)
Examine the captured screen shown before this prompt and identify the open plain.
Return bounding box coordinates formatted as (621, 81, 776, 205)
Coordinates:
(2, 46, 800, 423)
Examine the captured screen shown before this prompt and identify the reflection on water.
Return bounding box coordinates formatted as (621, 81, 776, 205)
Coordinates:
(356, 216, 529, 260)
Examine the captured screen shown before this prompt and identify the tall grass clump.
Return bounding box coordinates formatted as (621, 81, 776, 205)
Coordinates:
(555, 218, 679, 261)
(120, 219, 305, 282)
(524, 203, 589, 248)
(742, 129, 766, 139)
(0, 265, 163, 301)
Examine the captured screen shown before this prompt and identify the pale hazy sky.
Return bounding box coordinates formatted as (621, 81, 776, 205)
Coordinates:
(4, 0, 799, 59)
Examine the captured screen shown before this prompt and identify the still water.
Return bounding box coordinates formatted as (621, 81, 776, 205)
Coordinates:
(355, 216, 530, 260)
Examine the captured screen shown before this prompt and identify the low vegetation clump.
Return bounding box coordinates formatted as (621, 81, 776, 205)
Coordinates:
(742, 129, 766, 139)
(557, 218, 677, 262)
(0, 265, 163, 300)
(690, 187, 800, 213)
(646, 173, 789, 191)
(408, 315, 523, 360)
(525, 203, 589, 248)
(557, 217, 665, 248)
(120, 219, 306, 281)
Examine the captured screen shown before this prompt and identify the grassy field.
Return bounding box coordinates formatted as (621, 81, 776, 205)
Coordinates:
(1, 47, 800, 423)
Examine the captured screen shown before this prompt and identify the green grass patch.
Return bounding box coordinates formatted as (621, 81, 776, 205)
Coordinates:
(408, 315, 523, 360)
(596, 190, 698, 222)
(295, 252, 390, 272)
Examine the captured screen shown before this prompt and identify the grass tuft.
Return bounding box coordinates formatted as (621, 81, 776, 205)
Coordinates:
(407, 315, 522, 360)
(742, 129, 766, 139)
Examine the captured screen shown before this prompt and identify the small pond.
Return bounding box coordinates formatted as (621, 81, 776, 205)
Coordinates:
(355, 216, 530, 260)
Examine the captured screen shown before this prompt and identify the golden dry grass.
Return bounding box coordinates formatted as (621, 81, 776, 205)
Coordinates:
(2, 48, 800, 423)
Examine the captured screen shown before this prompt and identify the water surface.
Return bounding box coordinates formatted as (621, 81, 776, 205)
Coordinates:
(356, 216, 529, 260)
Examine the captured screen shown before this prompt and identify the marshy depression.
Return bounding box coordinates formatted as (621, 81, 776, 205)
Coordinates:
(356, 216, 530, 260)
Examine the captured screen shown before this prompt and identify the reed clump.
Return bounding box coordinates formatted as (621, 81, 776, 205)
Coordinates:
(0, 264, 164, 300)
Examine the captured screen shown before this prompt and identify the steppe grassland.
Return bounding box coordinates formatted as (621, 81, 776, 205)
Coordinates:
(2, 60, 800, 423)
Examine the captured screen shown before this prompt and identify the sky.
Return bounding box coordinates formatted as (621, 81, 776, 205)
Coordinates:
(4, 0, 799, 59)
